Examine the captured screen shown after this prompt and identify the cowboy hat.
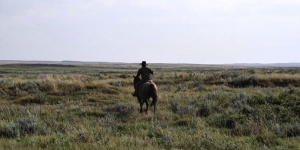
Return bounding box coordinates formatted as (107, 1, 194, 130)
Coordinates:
(140, 61, 148, 66)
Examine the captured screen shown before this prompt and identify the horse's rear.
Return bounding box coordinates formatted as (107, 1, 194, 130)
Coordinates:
(138, 81, 158, 113)
(148, 83, 158, 107)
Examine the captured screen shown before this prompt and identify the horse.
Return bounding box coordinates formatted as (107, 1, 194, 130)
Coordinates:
(133, 76, 158, 114)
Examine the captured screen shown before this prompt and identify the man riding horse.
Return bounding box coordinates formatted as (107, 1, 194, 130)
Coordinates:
(132, 61, 153, 97)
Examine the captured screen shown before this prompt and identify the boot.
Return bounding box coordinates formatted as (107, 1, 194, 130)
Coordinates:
(132, 89, 138, 96)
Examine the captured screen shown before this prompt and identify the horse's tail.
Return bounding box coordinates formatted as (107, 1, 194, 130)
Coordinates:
(149, 83, 158, 106)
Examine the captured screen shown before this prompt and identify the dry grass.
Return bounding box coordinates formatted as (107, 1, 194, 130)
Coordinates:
(0, 63, 300, 149)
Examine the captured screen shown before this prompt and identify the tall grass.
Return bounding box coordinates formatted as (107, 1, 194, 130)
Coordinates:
(0, 64, 300, 149)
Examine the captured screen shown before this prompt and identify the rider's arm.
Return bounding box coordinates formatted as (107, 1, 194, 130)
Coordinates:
(136, 69, 141, 77)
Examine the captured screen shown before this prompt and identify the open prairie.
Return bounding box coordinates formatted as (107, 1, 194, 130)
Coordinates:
(0, 62, 300, 149)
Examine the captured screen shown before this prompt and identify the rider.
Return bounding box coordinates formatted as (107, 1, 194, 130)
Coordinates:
(132, 61, 153, 97)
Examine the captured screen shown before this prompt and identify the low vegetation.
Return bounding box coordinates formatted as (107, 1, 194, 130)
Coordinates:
(0, 63, 300, 149)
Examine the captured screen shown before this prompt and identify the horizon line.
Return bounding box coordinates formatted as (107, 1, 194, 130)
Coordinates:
(0, 60, 300, 66)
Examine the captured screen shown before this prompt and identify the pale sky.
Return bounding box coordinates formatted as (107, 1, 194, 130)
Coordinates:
(1, 0, 299, 64)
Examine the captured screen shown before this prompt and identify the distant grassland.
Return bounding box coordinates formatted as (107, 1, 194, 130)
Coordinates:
(0, 62, 231, 73)
(0, 62, 300, 149)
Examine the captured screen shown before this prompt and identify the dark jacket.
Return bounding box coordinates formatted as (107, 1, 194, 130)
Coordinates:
(136, 66, 153, 81)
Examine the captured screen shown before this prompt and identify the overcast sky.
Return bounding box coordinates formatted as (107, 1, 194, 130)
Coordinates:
(1, 0, 299, 64)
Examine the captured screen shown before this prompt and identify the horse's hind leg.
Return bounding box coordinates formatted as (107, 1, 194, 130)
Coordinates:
(139, 98, 143, 113)
(150, 99, 155, 108)
(150, 97, 156, 113)
(145, 100, 149, 114)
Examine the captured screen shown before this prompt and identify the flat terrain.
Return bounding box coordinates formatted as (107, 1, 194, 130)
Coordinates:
(0, 61, 300, 149)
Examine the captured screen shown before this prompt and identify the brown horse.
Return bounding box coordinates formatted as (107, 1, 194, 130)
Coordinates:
(133, 76, 158, 113)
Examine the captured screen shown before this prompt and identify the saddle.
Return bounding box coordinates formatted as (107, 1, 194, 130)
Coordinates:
(138, 80, 154, 89)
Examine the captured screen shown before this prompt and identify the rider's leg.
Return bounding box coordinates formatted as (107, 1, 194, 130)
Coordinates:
(132, 81, 141, 96)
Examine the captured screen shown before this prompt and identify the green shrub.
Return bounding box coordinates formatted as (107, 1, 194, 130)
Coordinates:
(196, 100, 219, 117)
(230, 125, 251, 136)
(0, 116, 48, 138)
(292, 105, 300, 117)
(38, 82, 54, 93)
(0, 122, 19, 138)
(241, 105, 254, 116)
(20, 81, 39, 93)
(231, 92, 250, 109)
(15, 116, 47, 135)
(148, 122, 173, 146)
(286, 124, 300, 137)
(109, 80, 123, 87)
(192, 77, 206, 91)
(57, 83, 84, 95)
(229, 75, 258, 88)
(170, 98, 179, 113)
(266, 96, 283, 105)
(103, 102, 136, 114)
(256, 134, 280, 146)
(248, 94, 266, 105)
(201, 90, 229, 102)
(100, 114, 115, 128)
(34, 90, 47, 103)
(175, 84, 187, 92)
(209, 113, 236, 129)
(177, 105, 196, 116)
(113, 102, 136, 114)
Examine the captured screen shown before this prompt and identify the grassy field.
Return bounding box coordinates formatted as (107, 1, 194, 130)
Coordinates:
(0, 62, 300, 149)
